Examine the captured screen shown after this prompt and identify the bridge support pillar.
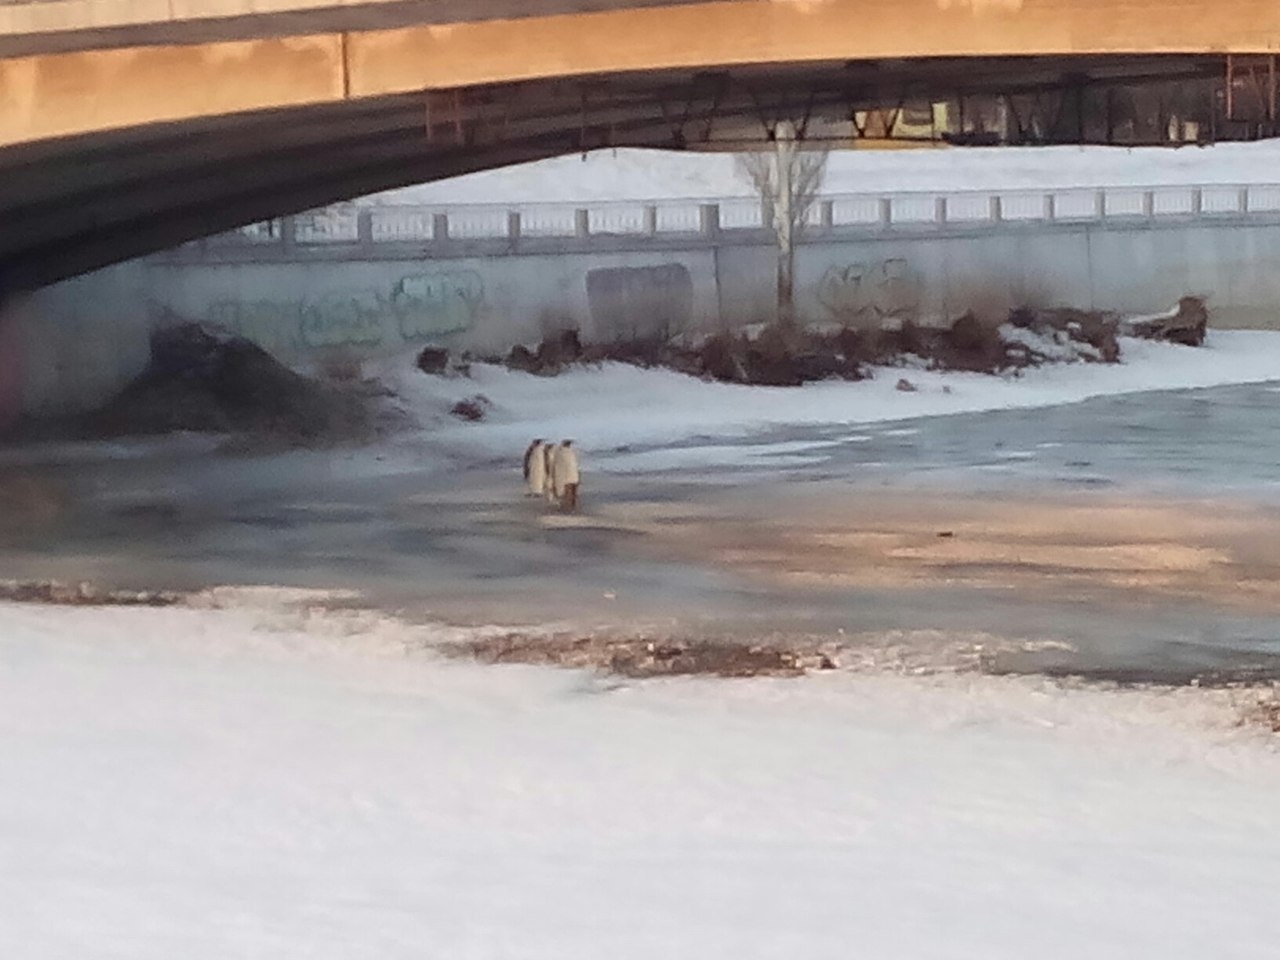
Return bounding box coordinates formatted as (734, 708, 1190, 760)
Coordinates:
(432, 213, 450, 244)
(357, 209, 374, 252)
(699, 204, 720, 237)
(279, 216, 296, 253)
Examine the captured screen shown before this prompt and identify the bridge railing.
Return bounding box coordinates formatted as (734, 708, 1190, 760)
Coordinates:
(198, 183, 1280, 252)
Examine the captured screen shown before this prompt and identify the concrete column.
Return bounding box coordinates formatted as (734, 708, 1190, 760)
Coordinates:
(989, 195, 1003, 223)
(1043, 193, 1056, 221)
(700, 203, 721, 237)
(278, 215, 297, 253)
(820, 200, 835, 229)
(575, 208, 590, 238)
(1240, 187, 1252, 214)
(878, 197, 893, 228)
(507, 210, 522, 242)
(1142, 190, 1155, 218)
(934, 196, 948, 226)
(1191, 188, 1203, 216)
(357, 209, 374, 251)
(1095, 190, 1107, 219)
(432, 213, 450, 244)
(643, 205, 658, 235)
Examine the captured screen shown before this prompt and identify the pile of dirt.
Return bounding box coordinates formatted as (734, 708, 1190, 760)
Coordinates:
(1238, 689, 1280, 733)
(435, 297, 1205, 390)
(453, 631, 840, 679)
(415, 346, 450, 375)
(92, 324, 377, 444)
(0, 579, 182, 607)
(1122, 296, 1209, 347)
(450, 394, 492, 421)
(566, 312, 1117, 387)
(505, 329, 584, 375)
(1002, 306, 1122, 366)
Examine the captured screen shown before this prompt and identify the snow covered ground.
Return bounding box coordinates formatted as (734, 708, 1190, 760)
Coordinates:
(369, 142, 1280, 206)
(381, 330, 1280, 469)
(2, 596, 1277, 959)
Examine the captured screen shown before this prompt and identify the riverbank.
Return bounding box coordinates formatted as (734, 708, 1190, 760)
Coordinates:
(2, 595, 1278, 959)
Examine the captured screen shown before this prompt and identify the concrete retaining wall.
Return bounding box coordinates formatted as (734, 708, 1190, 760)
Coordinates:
(144, 248, 722, 361)
(144, 215, 1280, 365)
(6, 189, 1280, 419)
(0, 262, 151, 422)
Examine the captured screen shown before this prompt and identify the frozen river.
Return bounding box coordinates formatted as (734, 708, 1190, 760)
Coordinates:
(5, 379, 1280, 683)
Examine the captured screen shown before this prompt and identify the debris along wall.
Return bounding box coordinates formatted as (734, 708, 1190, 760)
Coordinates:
(143, 250, 719, 363)
(143, 215, 1280, 374)
(10, 210, 1280, 420)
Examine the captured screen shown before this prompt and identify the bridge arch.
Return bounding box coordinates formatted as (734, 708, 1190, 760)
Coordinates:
(1, 0, 1278, 289)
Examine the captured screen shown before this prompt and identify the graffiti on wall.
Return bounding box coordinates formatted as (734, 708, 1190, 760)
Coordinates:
(161, 269, 486, 355)
(586, 264, 693, 340)
(817, 259, 922, 326)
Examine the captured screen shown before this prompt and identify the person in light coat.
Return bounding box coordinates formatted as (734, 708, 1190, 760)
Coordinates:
(523, 439, 547, 497)
(542, 442, 559, 503)
(553, 439, 581, 511)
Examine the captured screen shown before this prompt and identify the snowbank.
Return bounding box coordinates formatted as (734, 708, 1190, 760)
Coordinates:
(382, 330, 1280, 463)
(369, 142, 1280, 205)
(2, 598, 1277, 959)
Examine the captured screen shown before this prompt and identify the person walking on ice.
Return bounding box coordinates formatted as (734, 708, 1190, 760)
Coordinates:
(553, 440, 581, 511)
(523, 438, 547, 497)
(542, 442, 559, 504)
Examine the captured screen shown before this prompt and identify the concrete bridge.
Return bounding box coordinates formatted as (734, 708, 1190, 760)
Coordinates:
(1, 0, 1279, 291)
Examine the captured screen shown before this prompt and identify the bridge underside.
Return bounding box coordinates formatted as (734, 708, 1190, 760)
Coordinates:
(4, 53, 1275, 293)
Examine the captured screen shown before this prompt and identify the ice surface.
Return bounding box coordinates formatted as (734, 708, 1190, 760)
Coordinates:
(379, 331, 1280, 470)
(1, 598, 1277, 959)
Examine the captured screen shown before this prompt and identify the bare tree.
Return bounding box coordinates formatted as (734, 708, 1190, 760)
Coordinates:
(736, 120, 829, 327)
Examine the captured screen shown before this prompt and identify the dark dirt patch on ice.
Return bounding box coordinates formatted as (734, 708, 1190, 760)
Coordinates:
(0, 579, 183, 607)
(450, 631, 840, 678)
(1238, 690, 1280, 733)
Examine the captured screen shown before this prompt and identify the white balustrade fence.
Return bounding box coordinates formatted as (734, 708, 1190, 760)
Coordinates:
(205, 183, 1280, 252)
(1152, 189, 1195, 215)
(830, 196, 881, 226)
(1248, 185, 1280, 212)
(446, 207, 510, 239)
(946, 193, 995, 221)
(655, 203, 702, 233)
(1201, 186, 1247, 214)
(515, 205, 578, 237)
(1052, 190, 1102, 220)
(587, 203, 648, 235)
(717, 199, 766, 229)
(207, 219, 284, 245)
(891, 194, 938, 223)
(371, 207, 435, 241)
(295, 207, 359, 244)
